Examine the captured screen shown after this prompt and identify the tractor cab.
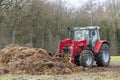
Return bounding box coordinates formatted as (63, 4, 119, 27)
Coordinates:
(73, 27, 100, 49)
(66, 26, 100, 49)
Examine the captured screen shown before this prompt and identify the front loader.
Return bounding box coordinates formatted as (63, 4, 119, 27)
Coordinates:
(58, 26, 110, 68)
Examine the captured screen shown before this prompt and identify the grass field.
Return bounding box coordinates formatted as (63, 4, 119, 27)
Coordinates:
(111, 56, 120, 61)
(0, 56, 120, 80)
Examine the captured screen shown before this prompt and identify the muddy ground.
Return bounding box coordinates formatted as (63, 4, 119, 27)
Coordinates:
(0, 62, 119, 80)
(0, 62, 118, 80)
(0, 45, 119, 80)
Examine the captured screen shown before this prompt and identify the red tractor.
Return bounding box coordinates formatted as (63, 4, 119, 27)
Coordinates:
(58, 26, 110, 68)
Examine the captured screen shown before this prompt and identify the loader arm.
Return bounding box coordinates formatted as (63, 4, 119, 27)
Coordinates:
(58, 39, 72, 54)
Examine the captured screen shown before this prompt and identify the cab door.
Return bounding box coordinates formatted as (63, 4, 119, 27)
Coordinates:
(90, 29, 100, 48)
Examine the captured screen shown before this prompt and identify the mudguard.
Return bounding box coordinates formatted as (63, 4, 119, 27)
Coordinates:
(94, 40, 108, 53)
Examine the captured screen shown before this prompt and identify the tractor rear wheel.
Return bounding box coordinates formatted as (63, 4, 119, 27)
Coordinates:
(80, 50, 94, 68)
(96, 44, 110, 67)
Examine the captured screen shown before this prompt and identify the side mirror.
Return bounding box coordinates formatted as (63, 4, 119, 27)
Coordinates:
(66, 27, 71, 38)
(67, 27, 70, 31)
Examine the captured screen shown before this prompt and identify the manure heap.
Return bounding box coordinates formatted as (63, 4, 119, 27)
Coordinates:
(0, 45, 104, 75)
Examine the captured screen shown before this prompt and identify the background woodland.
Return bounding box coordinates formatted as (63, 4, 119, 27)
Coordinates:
(0, 0, 120, 55)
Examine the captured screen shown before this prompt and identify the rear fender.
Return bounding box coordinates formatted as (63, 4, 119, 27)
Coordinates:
(94, 40, 108, 53)
(58, 39, 72, 54)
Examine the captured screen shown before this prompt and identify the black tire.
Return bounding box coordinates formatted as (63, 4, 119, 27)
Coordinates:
(80, 50, 94, 68)
(96, 44, 110, 67)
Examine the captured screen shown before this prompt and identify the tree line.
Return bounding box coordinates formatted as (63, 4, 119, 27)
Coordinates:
(0, 0, 120, 55)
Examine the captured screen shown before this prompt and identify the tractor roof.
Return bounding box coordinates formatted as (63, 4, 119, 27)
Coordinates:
(74, 26, 100, 31)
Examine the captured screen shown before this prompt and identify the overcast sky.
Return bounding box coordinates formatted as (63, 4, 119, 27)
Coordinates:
(64, 0, 106, 8)
(49, 0, 106, 8)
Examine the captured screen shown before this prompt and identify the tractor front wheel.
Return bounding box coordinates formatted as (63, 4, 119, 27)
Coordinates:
(96, 44, 110, 67)
(80, 50, 94, 68)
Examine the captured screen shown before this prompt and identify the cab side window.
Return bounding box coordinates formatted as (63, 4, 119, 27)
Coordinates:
(90, 30, 98, 48)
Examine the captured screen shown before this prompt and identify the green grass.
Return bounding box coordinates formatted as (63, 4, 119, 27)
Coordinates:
(111, 56, 120, 62)
(103, 77, 120, 80)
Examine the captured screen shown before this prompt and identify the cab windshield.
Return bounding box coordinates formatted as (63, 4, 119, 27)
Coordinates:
(74, 30, 89, 40)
